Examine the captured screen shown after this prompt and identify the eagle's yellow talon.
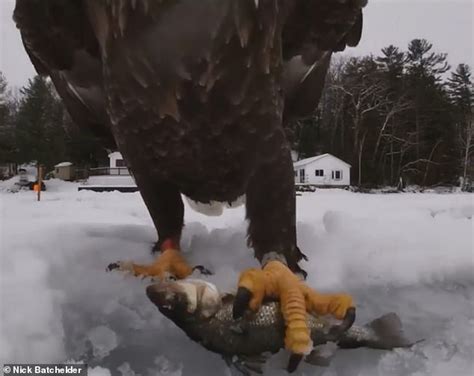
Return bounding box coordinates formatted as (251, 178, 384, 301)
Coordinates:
(236, 260, 354, 356)
(108, 248, 193, 280)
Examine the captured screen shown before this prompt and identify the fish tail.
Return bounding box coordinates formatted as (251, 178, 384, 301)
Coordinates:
(339, 313, 414, 350)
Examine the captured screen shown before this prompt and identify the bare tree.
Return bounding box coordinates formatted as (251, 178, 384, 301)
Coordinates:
(459, 108, 474, 188)
(334, 67, 390, 185)
(372, 95, 413, 165)
(448, 64, 474, 189)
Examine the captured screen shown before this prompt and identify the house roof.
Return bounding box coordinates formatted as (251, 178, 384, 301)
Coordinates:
(108, 151, 123, 158)
(293, 153, 351, 168)
(54, 162, 73, 168)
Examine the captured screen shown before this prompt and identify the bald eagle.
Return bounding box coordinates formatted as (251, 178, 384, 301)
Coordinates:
(14, 0, 366, 371)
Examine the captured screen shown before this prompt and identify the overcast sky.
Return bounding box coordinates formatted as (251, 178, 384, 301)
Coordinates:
(0, 0, 473, 88)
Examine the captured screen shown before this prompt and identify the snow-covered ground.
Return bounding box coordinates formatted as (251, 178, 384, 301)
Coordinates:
(1, 179, 473, 376)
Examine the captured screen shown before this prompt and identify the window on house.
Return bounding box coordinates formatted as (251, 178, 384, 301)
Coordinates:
(332, 170, 343, 180)
(315, 169, 324, 177)
(116, 159, 126, 167)
(295, 171, 297, 177)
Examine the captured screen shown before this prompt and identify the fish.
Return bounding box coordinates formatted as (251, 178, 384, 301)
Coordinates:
(146, 279, 416, 374)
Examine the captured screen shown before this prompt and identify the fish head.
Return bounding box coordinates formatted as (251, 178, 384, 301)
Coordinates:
(146, 279, 221, 323)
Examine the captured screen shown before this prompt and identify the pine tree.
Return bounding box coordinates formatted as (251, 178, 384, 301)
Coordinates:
(406, 39, 450, 81)
(291, 40, 470, 188)
(404, 39, 454, 185)
(14, 75, 67, 170)
(0, 72, 16, 164)
(376, 45, 406, 93)
(448, 64, 474, 108)
(373, 46, 413, 185)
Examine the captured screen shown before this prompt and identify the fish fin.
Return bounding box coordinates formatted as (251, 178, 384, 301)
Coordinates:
(224, 354, 269, 375)
(233, 361, 252, 376)
(224, 355, 251, 376)
(304, 342, 338, 367)
(340, 313, 414, 349)
(368, 313, 414, 349)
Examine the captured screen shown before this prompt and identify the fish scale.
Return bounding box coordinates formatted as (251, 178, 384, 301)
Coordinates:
(147, 279, 415, 374)
(215, 301, 327, 331)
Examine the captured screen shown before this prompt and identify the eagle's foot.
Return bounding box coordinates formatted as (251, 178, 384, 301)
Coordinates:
(107, 248, 193, 281)
(233, 260, 354, 373)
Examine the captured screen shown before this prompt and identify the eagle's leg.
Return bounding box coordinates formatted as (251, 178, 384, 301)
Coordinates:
(107, 179, 192, 280)
(235, 148, 354, 371)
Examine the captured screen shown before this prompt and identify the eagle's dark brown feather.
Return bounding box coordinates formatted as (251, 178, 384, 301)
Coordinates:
(281, 0, 365, 119)
(14, 0, 366, 272)
(14, 0, 115, 148)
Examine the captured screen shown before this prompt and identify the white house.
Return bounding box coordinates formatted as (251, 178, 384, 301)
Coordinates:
(108, 152, 130, 175)
(294, 153, 351, 186)
(109, 151, 127, 168)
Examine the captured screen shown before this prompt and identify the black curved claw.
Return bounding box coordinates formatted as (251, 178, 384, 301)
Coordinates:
(192, 265, 213, 276)
(339, 306, 356, 332)
(328, 307, 356, 340)
(287, 353, 304, 373)
(233, 287, 253, 320)
(296, 246, 308, 262)
(106, 262, 120, 272)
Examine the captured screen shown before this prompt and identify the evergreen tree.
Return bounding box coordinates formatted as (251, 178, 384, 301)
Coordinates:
(372, 47, 413, 185)
(406, 39, 450, 81)
(376, 45, 406, 95)
(302, 40, 461, 187)
(0, 72, 16, 163)
(448, 64, 474, 108)
(403, 39, 454, 185)
(14, 75, 67, 170)
(4, 40, 469, 187)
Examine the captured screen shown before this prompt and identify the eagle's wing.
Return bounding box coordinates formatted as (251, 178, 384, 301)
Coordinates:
(14, 0, 366, 141)
(282, 0, 367, 120)
(13, 0, 116, 149)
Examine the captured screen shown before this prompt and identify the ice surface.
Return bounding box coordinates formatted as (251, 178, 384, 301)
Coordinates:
(89, 367, 112, 376)
(87, 326, 119, 360)
(1, 183, 473, 375)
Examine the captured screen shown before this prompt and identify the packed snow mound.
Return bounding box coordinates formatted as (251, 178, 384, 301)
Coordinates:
(1, 184, 473, 375)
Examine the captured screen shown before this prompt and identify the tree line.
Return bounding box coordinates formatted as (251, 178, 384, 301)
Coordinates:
(0, 38, 473, 187)
(0, 73, 107, 174)
(293, 39, 473, 189)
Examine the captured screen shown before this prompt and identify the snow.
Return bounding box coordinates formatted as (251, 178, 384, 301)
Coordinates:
(55, 162, 73, 168)
(87, 326, 119, 360)
(1, 182, 473, 376)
